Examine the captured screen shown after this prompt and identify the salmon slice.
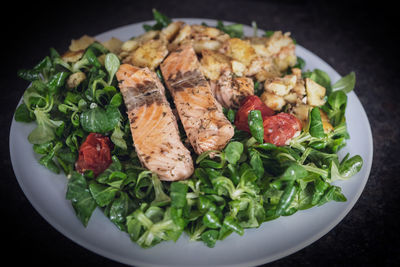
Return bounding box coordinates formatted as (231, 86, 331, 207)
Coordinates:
(116, 64, 194, 181)
(214, 70, 254, 109)
(160, 44, 234, 154)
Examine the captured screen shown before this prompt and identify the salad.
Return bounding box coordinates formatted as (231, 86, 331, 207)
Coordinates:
(14, 9, 363, 249)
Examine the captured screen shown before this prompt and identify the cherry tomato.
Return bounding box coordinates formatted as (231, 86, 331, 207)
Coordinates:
(234, 95, 275, 132)
(263, 113, 302, 146)
(75, 133, 113, 176)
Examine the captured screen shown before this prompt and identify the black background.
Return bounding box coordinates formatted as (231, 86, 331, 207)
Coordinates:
(2, 0, 399, 266)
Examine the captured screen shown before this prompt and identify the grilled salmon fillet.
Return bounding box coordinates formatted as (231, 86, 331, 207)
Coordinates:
(160, 44, 234, 154)
(116, 64, 194, 181)
(214, 70, 254, 109)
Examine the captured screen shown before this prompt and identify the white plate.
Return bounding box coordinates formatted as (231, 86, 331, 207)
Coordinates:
(9, 19, 373, 267)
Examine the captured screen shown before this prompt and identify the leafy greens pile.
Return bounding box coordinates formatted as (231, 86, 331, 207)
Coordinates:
(14, 10, 362, 249)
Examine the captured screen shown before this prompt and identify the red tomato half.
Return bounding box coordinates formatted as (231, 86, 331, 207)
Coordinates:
(234, 95, 275, 132)
(75, 133, 113, 176)
(263, 113, 302, 146)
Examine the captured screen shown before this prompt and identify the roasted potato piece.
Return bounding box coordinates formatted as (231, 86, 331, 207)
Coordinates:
(62, 50, 84, 63)
(121, 39, 140, 53)
(320, 109, 333, 133)
(255, 68, 280, 82)
(291, 67, 302, 79)
(261, 72, 307, 112)
(130, 39, 168, 70)
(274, 46, 297, 72)
(245, 58, 263, 76)
(264, 74, 297, 96)
(224, 38, 256, 66)
(290, 103, 312, 128)
(69, 35, 96, 52)
(161, 21, 184, 41)
(191, 25, 223, 39)
(102, 37, 123, 54)
(193, 40, 222, 53)
(289, 104, 333, 132)
(305, 78, 326, 106)
(246, 37, 270, 57)
(119, 40, 139, 61)
(265, 31, 293, 54)
(260, 91, 286, 111)
(200, 49, 231, 80)
(120, 30, 161, 60)
(284, 92, 298, 104)
(265, 31, 296, 71)
(136, 30, 160, 44)
(231, 60, 246, 77)
(67, 72, 86, 89)
(171, 24, 192, 45)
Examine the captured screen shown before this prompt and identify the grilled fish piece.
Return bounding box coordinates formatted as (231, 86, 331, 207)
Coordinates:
(214, 70, 254, 109)
(160, 44, 234, 154)
(116, 64, 194, 181)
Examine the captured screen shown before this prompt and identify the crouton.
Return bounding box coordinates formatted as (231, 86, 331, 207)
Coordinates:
(305, 78, 326, 106)
(130, 39, 168, 70)
(200, 49, 231, 80)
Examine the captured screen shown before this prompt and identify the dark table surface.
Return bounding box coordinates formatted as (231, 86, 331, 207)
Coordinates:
(2, 0, 399, 266)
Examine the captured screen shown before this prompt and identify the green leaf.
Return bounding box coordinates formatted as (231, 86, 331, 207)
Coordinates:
(28, 109, 63, 144)
(317, 186, 346, 206)
(222, 216, 244, 236)
(85, 48, 101, 68)
(39, 154, 60, 174)
(170, 182, 188, 209)
(135, 171, 153, 199)
(224, 141, 244, 165)
(216, 21, 243, 38)
(275, 182, 298, 216)
(330, 154, 363, 182)
(110, 93, 123, 107)
(108, 192, 135, 231)
(212, 176, 235, 197)
(66, 172, 97, 227)
(224, 108, 236, 123)
(271, 164, 308, 189)
(111, 122, 127, 150)
(198, 151, 226, 169)
(311, 178, 330, 205)
(105, 53, 120, 85)
(33, 141, 53, 154)
(201, 230, 219, 248)
(15, 103, 34, 122)
(249, 149, 264, 179)
(197, 195, 217, 212)
(153, 9, 171, 27)
(150, 173, 171, 207)
(339, 154, 363, 177)
(18, 68, 40, 81)
(322, 90, 348, 127)
(293, 56, 306, 70)
(203, 211, 222, 229)
(80, 105, 120, 133)
(309, 107, 325, 138)
(332, 72, 356, 93)
(309, 69, 331, 89)
(47, 71, 69, 94)
(248, 110, 264, 144)
(143, 9, 171, 31)
(264, 30, 275, 37)
(89, 182, 118, 207)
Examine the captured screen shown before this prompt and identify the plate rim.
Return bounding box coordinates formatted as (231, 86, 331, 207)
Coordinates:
(9, 18, 373, 267)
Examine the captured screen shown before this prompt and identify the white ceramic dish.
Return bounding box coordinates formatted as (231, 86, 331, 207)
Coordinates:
(9, 19, 373, 267)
